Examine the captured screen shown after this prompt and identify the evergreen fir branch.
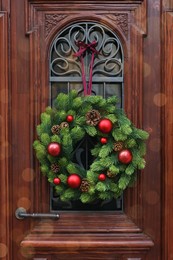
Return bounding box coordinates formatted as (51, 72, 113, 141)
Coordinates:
(67, 109, 76, 117)
(125, 138, 137, 148)
(36, 151, 47, 162)
(109, 183, 119, 193)
(117, 112, 131, 126)
(41, 113, 52, 126)
(40, 165, 49, 175)
(112, 128, 127, 141)
(107, 95, 118, 105)
(61, 188, 80, 201)
(74, 115, 86, 125)
(105, 105, 116, 113)
(109, 165, 119, 174)
(88, 185, 95, 195)
(118, 175, 131, 190)
(79, 104, 92, 115)
(54, 93, 69, 110)
(137, 158, 146, 169)
(86, 170, 98, 184)
(95, 182, 107, 192)
(66, 163, 81, 175)
(58, 174, 67, 184)
(47, 154, 58, 164)
(132, 128, 149, 140)
(84, 125, 97, 136)
(62, 132, 73, 158)
(51, 135, 61, 144)
(106, 114, 117, 123)
(91, 143, 102, 157)
(98, 144, 113, 158)
(72, 97, 83, 109)
(125, 164, 135, 175)
(55, 185, 66, 195)
(138, 141, 147, 156)
(97, 98, 107, 108)
(99, 157, 112, 168)
(58, 157, 69, 167)
(36, 125, 45, 136)
(45, 106, 55, 116)
(71, 126, 85, 142)
(40, 133, 51, 146)
(98, 191, 112, 200)
(85, 95, 102, 104)
(120, 125, 132, 135)
(34, 142, 46, 153)
(80, 193, 95, 204)
(33, 140, 41, 149)
(90, 161, 104, 172)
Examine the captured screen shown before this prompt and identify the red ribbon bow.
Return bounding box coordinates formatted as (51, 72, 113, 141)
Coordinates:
(74, 40, 99, 96)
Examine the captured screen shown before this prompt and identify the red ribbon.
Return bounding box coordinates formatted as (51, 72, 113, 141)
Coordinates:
(74, 40, 99, 96)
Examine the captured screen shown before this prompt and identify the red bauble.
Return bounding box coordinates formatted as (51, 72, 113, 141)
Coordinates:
(100, 137, 108, 144)
(98, 119, 113, 134)
(98, 173, 106, 181)
(53, 177, 61, 185)
(66, 115, 74, 122)
(118, 149, 133, 164)
(47, 142, 61, 157)
(67, 174, 82, 189)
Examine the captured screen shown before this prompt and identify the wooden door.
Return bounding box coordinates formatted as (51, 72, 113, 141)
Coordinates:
(0, 0, 173, 259)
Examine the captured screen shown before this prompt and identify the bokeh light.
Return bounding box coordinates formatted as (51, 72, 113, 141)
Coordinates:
(0, 243, 8, 258)
(22, 168, 35, 182)
(17, 197, 31, 210)
(153, 93, 167, 107)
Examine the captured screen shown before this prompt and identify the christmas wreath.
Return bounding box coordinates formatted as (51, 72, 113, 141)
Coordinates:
(33, 90, 149, 204)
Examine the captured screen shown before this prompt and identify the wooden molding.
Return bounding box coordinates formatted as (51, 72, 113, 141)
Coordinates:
(20, 212, 153, 257)
(163, 0, 173, 10)
(25, 0, 143, 35)
(0, 11, 10, 260)
(162, 11, 173, 260)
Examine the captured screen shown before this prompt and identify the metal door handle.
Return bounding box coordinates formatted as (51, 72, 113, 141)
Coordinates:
(15, 207, 59, 220)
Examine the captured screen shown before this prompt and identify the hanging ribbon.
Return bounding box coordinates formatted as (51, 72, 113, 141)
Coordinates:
(73, 40, 99, 96)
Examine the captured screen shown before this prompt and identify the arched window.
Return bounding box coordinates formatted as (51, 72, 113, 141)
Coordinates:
(49, 22, 124, 211)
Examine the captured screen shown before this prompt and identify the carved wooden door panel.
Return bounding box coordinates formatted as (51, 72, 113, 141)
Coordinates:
(1, 0, 173, 259)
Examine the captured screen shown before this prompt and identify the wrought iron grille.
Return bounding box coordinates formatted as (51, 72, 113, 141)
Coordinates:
(49, 22, 124, 211)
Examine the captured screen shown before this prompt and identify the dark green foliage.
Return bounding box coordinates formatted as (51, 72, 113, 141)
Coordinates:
(33, 90, 149, 204)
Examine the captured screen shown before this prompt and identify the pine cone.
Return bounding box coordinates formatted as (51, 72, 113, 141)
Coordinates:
(107, 170, 115, 178)
(113, 141, 124, 152)
(60, 122, 69, 129)
(86, 109, 101, 126)
(51, 125, 61, 135)
(80, 179, 90, 192)
(51, 163, 60, 173)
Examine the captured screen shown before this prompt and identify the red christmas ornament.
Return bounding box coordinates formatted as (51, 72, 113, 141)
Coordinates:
(98, 119, 113, 134)
(66, 115, 74, 122)
(67, 174, 82, 189)
(98, 173, 106, 181)
(118, 149, 133, 164)
(47, 142, 61, 157)
(53, 177, 61, 185)
(100, 137, 108, 144)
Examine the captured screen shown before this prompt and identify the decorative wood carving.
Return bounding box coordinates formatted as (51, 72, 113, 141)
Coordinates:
(45, 14, 68, 38)
(105, 13, 129, 38)
(0, 11, 10, 260)
(162, 11, 173, 260)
